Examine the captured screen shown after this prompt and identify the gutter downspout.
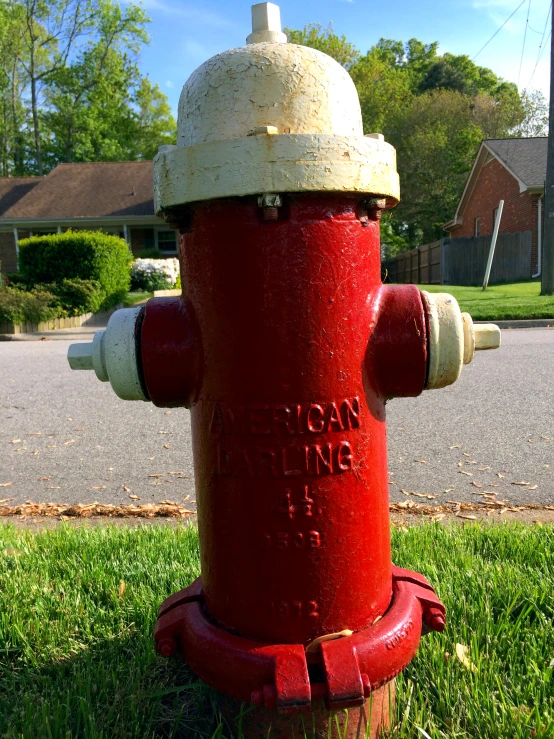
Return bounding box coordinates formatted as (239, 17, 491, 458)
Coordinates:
(532, 194, 543, 278)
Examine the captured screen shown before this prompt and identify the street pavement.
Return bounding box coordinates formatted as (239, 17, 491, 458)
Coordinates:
(1, 328, 552, 507)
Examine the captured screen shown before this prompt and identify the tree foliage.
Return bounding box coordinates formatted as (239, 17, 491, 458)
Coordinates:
(285, 24, 359, 69)
(287, 25, 547, 250)
(0, 0, 176, 175)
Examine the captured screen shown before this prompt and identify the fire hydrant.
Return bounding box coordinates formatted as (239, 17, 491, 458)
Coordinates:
(67, 3, 500, 735)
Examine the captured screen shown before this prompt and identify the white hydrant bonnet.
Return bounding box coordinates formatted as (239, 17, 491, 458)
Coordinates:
(153, 2, 399, 214)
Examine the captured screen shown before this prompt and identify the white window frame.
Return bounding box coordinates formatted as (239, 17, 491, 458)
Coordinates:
(155, 228, 178, 254)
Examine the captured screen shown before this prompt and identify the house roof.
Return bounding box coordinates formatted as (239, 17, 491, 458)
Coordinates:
(0, 177, 42, 217)
(0, 161, 155, 221)
(445, 137, 547, 230)
(485, 137, 546, 188)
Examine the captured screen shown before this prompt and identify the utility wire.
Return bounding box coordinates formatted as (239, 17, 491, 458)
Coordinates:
(472, 0, 528, 61)
(527, 1, 552, 87)
(517, 0, 532, 88)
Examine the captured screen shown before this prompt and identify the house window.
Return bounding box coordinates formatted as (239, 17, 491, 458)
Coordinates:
(474, 218, 480, 237)
(156, 229, 177, 254)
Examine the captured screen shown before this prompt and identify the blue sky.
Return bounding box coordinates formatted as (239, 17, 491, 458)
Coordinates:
(130, 0, 552, 114)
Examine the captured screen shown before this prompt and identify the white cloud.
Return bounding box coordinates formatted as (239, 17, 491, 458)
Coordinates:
(166, 80, 174, 88)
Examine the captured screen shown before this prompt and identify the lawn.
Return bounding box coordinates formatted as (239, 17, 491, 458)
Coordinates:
(123, 291, 153, 307)
(0, 523, 552, 738)
(418, 282, 554, 321)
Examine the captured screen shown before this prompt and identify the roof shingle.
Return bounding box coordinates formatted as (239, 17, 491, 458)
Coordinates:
(0, 177, 41, 217)
(1, 161, 154, 220)
(485, 137, 546, 188)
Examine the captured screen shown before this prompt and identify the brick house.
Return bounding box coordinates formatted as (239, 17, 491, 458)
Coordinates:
(0, 161, 177, 274)
(445, 137, 546, 276)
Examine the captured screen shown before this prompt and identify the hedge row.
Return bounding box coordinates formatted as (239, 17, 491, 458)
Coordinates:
(18, 231, 131, 310)
(0, 278, 106, 325)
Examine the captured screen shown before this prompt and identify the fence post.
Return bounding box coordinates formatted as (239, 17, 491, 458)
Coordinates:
(483, 200, 504, 290)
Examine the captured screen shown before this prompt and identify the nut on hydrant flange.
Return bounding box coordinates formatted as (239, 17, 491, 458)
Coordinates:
(67, 3, 500, 736)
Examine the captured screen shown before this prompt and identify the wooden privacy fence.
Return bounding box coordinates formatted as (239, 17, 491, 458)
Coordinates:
(382, 241, 442, 284)
(442, 231, 532, 286)
(382, 231, 532, 286)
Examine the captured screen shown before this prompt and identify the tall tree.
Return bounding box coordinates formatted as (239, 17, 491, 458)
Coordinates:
(0, 0, 176, 175)
(288, 25, 528, 247)
(513, 89, 549, 137)
(0, 1, 29, 175)
(43, 0, 149, 164)
(285, 23, 359, 69)
(14, 0, 99, 174)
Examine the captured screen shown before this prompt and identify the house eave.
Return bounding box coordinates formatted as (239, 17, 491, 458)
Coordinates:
(0, 215, 164, 230)
(525, 185, 544, 195)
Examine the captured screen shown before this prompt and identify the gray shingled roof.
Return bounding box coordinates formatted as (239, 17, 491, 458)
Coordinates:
(485, 137, 546, 188)
(1, 162, 154, 220)
(0, 177, 41, 217)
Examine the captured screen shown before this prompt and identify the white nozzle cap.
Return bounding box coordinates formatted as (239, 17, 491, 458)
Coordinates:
(246, 2, 287, 44)
(474, 323, 501, 351)
(67, 342, 94, 370)
(66, 306, 147, 401)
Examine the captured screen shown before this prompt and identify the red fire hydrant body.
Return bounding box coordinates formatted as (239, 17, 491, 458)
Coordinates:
(151, 195, 445, 716)
(67, 2, 500, 732)
(169, 196, 423, 644)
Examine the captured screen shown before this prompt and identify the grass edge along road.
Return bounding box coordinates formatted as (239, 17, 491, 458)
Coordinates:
(416, 282, 554, 321)
(1, 523, 552, 738)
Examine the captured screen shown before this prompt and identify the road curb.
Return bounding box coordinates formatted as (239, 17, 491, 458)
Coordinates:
(475, 319, 554, 329)
(2, 318, 553, 341)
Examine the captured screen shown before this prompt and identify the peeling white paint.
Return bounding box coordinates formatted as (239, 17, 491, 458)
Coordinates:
(422, 292, 464, 390)
(422, 294, 500, 390)
(154, 134, 399, 211)
(155, 19, 400, 211)
(177, 44, 361, 147)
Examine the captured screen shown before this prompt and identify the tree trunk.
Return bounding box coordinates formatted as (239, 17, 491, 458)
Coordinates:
(65, 122, 73, 162)
(11, 59, 22, 175)
(30, 75, 42, 174)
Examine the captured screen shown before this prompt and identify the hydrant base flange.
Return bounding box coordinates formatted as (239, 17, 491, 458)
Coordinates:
(154, 566, 445, 715)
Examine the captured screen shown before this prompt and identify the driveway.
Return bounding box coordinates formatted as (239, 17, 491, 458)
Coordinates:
(1, 328, 552, 507)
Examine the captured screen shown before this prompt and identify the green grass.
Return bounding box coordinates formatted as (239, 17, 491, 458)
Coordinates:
(0, 523, 552, 738)
(418, 282, 554, 321)
(123, 291, 153, 307)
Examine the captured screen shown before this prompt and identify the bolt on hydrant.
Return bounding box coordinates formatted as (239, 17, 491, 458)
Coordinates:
(67, 3, 501, 736)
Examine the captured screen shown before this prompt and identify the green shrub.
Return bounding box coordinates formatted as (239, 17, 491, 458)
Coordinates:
(0, 286, 60, 325)
(18, 231, 131, 310)
(135, 247, 163, 259)
(4, 272, 29, 288)
(175, 272, 181, 290)
(44, 278, 104, 315)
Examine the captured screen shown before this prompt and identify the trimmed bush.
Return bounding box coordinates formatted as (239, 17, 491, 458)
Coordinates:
(18, 231, 131, 310)
(0, 286, 60, 325)
(135, 247, 163, 259)
(45, 278, 104, 315)
(130, 258, 180, 292)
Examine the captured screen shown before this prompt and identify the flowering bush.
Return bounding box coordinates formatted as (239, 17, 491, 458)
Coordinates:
(130, 258, 180, 292)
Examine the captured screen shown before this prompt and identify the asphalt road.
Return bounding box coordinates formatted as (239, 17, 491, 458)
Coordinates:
(1, 328, 552, 507)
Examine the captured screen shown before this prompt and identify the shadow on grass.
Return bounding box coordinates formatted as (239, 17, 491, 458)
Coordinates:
(0, 630, 227, 739)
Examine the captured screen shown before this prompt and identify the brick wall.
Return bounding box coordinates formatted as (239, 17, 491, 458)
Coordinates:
(450, 157, 542, 273)
(0, 232, 17, 273)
